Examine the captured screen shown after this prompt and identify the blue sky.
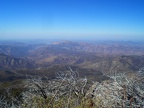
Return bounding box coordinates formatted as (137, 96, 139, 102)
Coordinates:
(0, 0, 144, 40)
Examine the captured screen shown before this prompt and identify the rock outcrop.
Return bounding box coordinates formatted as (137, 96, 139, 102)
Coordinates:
(85, 72, 144, 108)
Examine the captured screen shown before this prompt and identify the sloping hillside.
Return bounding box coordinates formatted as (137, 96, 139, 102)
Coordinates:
(0, 54, 34, 70)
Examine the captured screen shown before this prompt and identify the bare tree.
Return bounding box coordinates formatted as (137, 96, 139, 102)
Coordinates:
(108, 67, 144, 108)
(22, 66, 88, 108)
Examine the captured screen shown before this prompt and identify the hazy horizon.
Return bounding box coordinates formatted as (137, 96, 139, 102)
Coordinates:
(0, 34, 144, 41)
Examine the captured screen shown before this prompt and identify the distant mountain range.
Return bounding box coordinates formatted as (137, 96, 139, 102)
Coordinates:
(29, 41, 144, 73)
(0, 40, 144, 81)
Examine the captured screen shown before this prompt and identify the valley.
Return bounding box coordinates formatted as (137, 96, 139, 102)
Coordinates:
(0, 40, 144, 81)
